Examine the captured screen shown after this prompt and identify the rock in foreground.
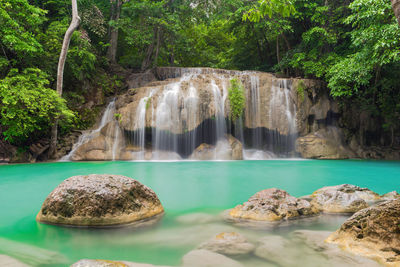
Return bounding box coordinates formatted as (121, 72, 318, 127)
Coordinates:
(310, 184, 380, 213)
(228, 188, 320, 221)
(326, 199, 400, 266)
(37, 174, 164, 226)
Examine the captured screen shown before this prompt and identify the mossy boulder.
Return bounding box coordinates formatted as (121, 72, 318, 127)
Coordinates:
(37, 174, 164, 227)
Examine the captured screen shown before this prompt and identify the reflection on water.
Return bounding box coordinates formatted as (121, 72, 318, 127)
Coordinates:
(0, 160, 399, 266)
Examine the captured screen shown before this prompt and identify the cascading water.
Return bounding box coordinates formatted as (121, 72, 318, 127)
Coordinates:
(152, 81, 182, 160)
(61, 99, 117, 161)
(249, 75, 262, 148)
(65, 68, 300, 161)
(183, 83, 199, 155)
(131, 90, 156, 160)
(268, 79, 297, 155)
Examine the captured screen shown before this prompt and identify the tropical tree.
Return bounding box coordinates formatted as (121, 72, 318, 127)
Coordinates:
(49, 0, 80, 157)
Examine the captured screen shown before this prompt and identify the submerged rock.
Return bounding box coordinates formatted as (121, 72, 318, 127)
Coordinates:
(253, 231, 380, 267)
(175, 212, 218, 224)
(292, 230, 381, 267)
(227, 188, 320, 222)
(71, 259, 171, 267)
(310, 184, 380, 213)
(0, 238, 68, 266)
(254, 235, 297, 266)
(181, 249, 243, 267)
(0, 255, 30, 267)
(37, 174, 164, 227)
(198, 232, 255, 256)
(326, 199, 400, 266)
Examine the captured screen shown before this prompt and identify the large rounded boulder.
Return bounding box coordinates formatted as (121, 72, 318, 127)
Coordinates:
(228, 188, 320, 222)
(310, 184, 380, 213)
(37, 174, 164, 226)
(326, 199, 400, 266)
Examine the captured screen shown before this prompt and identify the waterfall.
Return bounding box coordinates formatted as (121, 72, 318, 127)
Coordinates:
(153, 81, 181, 159)
(66, 68, 300, 161)
(183, 83, 199, 155)
(61, 99, 116, 161)
(249, 75, 262, 148)
(268, 79, 297, 154)
(211, 80, 227, 141)
(131, 90, 156, 160)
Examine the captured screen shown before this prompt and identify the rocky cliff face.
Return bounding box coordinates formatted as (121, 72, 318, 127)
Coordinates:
(63, 67, 399, 161)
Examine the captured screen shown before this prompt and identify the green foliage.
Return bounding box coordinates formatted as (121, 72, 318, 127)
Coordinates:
(228, 78, 246, 121)
(0, 68, 73, 143)
(114, 113, 122, 122)
(1, 0, 399, 147)
(243, 0, 296, 22)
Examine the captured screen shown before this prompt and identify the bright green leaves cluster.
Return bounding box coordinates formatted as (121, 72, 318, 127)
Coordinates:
(228, 78, 246, 121)
(243, 0, 295, 22)
(0, 69, 73, 143)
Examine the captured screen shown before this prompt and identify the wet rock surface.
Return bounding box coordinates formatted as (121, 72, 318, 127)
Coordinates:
(295, 128, 354, 159)
(189, 136, 243, 160)
(327, 199, 400, 266)
(228, 188, 320, 222)
(310, 184, 380, 213)
(37, 174, 164, 226)
(198, 232, 255, 256)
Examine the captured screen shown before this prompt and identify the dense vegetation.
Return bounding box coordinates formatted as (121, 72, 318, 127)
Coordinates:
(0, 0, 399, 150)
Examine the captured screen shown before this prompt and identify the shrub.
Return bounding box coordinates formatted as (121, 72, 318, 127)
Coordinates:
(228, 78, 246, 121)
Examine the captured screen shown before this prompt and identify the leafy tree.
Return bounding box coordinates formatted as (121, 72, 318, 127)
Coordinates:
(0, 69, 73, 143)
(0, 0, 46, 75)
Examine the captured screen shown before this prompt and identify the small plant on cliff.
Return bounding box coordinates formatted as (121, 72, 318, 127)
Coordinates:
(297, 80, 306, 102)
(114, 113, 122, 123)
(145, 97, 152, 110)
(228, 78, 246, 122)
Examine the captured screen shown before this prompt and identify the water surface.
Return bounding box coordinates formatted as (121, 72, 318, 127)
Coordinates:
(0, 160, 399, 266)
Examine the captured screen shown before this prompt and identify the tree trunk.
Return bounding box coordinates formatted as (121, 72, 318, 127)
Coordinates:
(392, 0, 400, 27)
(153, 27, 162, 67)
(107, 0, 122, 64)
(141, 27, 158, 71)
(276, 36, 284, 73)
(48, 0, 80, 158)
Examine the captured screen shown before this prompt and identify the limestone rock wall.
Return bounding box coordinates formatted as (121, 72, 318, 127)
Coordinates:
(62, 67, 399, 161)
